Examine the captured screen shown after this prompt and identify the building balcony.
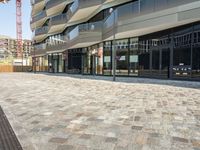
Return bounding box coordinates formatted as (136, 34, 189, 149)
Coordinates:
(67, 21, 102, 49)
(46, 43, 67, 53)
(46, 0, 73, 17)
(103, 0, 200, 41)
(31, 10, 47, 29)
(33, 26, 49, 42)
(34, 43, 47, 50)
(31, 0, 45, 16)
(34, 26, 48, 36)
(48, 13, 69, 34)
(31, 49, 46, 56)
(67, 0, 103, 24)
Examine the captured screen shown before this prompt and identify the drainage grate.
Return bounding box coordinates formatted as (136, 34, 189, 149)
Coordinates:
(0, 106, 23, 150)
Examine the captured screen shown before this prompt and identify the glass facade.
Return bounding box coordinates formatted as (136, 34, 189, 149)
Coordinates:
(129, 38, 139, 76)
(34, 56, 48, 72)
(192, 23, 200, 78)
(81, 21, 200, 80)
(48, 53, 64, 73)
(33, 0, 200, 81)
(67, 49, 83, 74)
(115, 39, 129, 76)
(103, 41, 112, 75)
(83, 44, 104, 75)
(40, 20, 200, 81)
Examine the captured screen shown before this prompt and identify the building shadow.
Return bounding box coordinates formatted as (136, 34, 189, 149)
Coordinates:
(36, 72, 200, 89)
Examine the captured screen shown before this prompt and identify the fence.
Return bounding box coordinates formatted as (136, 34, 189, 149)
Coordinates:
(0, 65, 32, 73)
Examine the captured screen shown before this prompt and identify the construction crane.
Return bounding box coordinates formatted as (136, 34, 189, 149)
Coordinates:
(16, 0, 22, 59)
(0, 0, 22, 59)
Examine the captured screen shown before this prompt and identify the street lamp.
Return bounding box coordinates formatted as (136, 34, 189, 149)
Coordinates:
(109, 8, 116, 81)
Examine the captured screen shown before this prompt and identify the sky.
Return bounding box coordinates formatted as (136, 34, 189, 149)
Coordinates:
(0, 0, 32, 40)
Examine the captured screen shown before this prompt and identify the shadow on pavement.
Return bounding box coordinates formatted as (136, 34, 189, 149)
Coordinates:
(34, 72, 200, 89)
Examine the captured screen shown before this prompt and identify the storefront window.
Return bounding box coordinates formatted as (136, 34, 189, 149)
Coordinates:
(115, 39, 129, 76)
(138, 39, 150, 76)
(192, 23, 200, 78)
(96, 43, 103, 75)
(151, 39, 160, 76)
(173, 25, 192, 78)
(58, 54, 63, 73)
(129, 38, 139, 76)
(83, 48, 91, 74)
(103, 41, 112, 75)
(68, 49, 82, 74)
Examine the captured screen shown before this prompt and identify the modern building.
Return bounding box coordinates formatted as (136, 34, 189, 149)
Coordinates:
(31, 0, 200, 80)
(0, 35, 33, 65)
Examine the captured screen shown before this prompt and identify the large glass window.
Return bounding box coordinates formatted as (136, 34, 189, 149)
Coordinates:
(161, 48, 170, 78)
(140, 0, 155, 14)
(129, 38, 139, 76)
(83, 48, 91, 74)
(192, 23, 200, 78)
(115, 39, 129, 75)
(173, 25, 192, 78)
(58, 54, 63, 73)
(68, 49, 82, 74)
(138, 39, 151, 76)
(152, 48, 160, 75)
(103, 41, 112, 75)
(96, 43, 104, 75)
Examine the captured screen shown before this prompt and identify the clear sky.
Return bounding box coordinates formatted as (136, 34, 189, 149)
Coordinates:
(0, 0, 32, 40)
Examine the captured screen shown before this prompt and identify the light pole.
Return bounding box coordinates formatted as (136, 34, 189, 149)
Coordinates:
(109, 8, 116, 81)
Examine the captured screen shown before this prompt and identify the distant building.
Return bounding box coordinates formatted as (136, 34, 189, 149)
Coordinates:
(0, 35, 33, 65)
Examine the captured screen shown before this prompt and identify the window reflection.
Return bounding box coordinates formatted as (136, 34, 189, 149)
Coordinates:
(103, 41, 112, 75)
(115, 39, 129, 76)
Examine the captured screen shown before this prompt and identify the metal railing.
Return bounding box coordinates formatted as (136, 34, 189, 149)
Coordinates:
(68, 21, 103, 40)
(31, 10, 46, 24)
(34, 26, 49, 36)
(49, 13, 68, 26)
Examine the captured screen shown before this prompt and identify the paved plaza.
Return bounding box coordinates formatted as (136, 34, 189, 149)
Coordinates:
(0, 73, 200, 150)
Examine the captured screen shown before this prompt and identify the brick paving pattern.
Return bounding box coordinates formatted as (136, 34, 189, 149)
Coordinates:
(0, 73, 200, 150)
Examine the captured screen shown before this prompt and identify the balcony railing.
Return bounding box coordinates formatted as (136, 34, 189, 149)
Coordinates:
(68, 21, 102, 40)
(34, 43, 46, 50)
(46, 0, 68, 10)
(67, 0, 104, 20)
(31, 10, 46, 24)
(34, 26, 49, 36)
(104, 0, 200, 33)
(49, 13, 68, 26)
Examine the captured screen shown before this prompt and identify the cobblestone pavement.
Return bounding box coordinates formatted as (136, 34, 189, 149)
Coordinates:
(0, 73, 200, 150)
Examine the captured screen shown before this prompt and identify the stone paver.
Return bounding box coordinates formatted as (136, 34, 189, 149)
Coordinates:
(0, 73, 200, 150)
